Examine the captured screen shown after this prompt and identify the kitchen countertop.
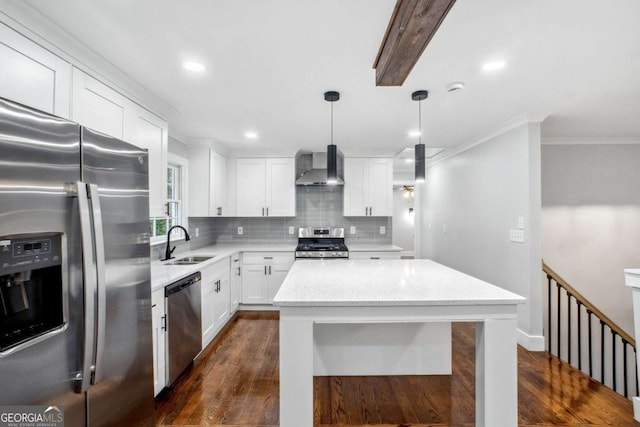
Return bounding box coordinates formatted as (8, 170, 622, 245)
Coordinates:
(273, 259, 526, 307)
(150, 244, 295, 291)
(150, 243, 403, 292)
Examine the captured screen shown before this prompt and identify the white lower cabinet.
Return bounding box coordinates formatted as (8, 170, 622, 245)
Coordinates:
(151, 288, 166, 397)
(241, 252, 294, 304)
(201, 257, 231, 349)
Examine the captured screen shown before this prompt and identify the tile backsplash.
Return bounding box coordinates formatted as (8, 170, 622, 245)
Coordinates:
(209, 186, 392, 245)
(151, 186, 392, 260)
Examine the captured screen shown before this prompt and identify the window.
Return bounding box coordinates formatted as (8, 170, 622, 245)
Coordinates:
(150, 154, 188, 244)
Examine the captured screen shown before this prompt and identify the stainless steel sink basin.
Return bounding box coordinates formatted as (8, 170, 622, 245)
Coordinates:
(164, 255, 215, 265)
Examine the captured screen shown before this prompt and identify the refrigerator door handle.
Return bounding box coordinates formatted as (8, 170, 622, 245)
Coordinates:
(76, 181, 97, 394)
(88, 184, 106, 385)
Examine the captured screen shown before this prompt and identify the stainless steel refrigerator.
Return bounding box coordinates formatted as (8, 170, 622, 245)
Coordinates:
(0, 97, 155, 426)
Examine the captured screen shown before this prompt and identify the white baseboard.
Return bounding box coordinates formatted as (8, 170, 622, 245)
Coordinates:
(237, 304, 279, 311)
(517, 329, 545, 351)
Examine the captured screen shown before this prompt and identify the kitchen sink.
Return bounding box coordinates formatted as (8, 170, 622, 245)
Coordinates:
(164, 255, 215, 265)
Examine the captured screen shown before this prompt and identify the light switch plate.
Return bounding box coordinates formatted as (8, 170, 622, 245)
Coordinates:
(237, 226, 243, 235)
(195, 228, 199, 238)
(350, 226, 356, 234)
(517, 216, 525, 229)
(379, 226, 386, 235)
(443, 224, 447, 233)
(288, 226, 294, 235)
(510, 229, 525, 243)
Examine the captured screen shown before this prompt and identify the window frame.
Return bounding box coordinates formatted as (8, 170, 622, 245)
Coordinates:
(150, 153, 189, 246)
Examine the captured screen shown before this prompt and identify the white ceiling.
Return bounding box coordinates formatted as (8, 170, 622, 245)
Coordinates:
(17, 0, 640, 156)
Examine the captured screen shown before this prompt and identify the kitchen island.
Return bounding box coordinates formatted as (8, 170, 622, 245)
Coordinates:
(273, 259, 526, 427)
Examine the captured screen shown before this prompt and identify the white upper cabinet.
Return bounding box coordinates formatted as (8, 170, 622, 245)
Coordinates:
(0, 23, 71, 117)
(187, 146, 227, 217)
(73, 67, 168, 217)
(236, 158, 295, 217)
(72, 67, 127, 139)
(344, 157, 393, 216)
(209, 150, 227, 216)
(126, 106, 168, 218)
(265, 158, 295, 217)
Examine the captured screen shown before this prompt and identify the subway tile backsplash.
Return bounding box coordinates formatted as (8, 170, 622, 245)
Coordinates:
(208, 186, 392, 246)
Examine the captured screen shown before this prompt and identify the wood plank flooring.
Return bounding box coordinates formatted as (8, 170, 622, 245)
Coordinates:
(155, 311, 640, 426)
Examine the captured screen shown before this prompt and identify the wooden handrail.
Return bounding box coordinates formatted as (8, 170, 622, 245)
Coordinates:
(542, 261, 635, 347)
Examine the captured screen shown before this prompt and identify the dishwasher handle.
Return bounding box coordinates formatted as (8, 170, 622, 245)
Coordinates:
(165, 272, 201, 297)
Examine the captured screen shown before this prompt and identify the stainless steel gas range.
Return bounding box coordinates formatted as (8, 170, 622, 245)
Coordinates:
(295, 227, 349, 259)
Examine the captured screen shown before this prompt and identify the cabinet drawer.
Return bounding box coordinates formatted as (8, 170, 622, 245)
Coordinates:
(349, 252, 400, 260)
(242, 252, 294, 266)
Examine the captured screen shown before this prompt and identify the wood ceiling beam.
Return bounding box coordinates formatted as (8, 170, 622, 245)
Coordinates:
(373, 0, 457, 86)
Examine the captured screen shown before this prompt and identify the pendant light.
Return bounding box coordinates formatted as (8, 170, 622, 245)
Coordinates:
(325, 91, 340, 184)
(412, 90, 428, 183)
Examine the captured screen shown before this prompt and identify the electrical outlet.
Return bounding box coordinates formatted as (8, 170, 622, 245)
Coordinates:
(350, 226, 356, 234)
(380, 226, 386, 235)
(517, 216, 525, 229)
(288, 226, 294, 235)
(510, 229, 525, 243)
(237, 226, 243, 235)
(195, 227, 199, 238)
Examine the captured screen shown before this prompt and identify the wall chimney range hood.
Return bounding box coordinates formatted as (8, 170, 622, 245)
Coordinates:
(295, 151, 344, 186)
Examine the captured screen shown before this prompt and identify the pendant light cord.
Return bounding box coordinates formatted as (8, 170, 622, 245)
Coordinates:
(418, 99, 422, 145)
(330, 101, 334, 145)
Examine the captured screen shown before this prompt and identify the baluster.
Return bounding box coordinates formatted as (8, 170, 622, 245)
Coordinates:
(633, 347, 640, 396)
(588, 310, 593, 377)
(567, 292, 572, 364)
(547, 275, 552, 352)
(601, 320, 606, 384)
(557, 282, 562, 359)
(577, 301, 582, 371)
(623, 340, 628, 398)
(612, 331, 617, 392)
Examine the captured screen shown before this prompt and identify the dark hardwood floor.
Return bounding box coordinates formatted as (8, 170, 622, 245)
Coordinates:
(155, 311, 640, 427)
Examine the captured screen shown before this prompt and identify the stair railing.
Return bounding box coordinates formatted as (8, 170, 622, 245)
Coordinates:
(543, 261, 637, 398)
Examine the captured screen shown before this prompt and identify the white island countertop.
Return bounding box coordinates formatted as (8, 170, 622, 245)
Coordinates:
(273, 259, 525, 307)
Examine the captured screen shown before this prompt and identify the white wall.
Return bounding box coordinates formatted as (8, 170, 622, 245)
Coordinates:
(542, 143, 640, 334)
(417, 122, 543, 349)
(392, 188, 415, 255)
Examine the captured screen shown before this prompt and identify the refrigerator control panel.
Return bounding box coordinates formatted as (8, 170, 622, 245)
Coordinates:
(0, 233, 62, 274)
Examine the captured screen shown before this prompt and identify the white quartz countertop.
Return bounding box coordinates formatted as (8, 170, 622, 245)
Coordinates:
(150, 243, 295, 292)
(273, 259, 526, 307)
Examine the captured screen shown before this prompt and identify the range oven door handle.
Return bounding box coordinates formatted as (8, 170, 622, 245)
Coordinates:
(88, 184, 106, 385)
(76, 181, 96, 394)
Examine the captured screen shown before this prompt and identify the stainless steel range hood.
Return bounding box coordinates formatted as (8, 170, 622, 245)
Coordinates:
(295, 151, 344, 185)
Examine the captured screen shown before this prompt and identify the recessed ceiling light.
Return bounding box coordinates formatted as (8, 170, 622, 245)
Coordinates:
(482, 59, 506, 71)
(408, 130, 421, 138)
(182, 61, 205, 72)
(244, 131, 258, 139)
(405, 158, 414, 163)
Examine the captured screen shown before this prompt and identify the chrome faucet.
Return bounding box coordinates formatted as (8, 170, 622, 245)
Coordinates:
(163, 225, 191, 261)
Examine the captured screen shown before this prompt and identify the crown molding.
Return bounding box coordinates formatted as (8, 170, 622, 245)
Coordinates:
(427, 112, 547, 167)
(541, 137, 640, 145)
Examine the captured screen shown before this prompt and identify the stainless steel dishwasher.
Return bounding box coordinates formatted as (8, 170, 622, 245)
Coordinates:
(165, 271, 202, 386)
